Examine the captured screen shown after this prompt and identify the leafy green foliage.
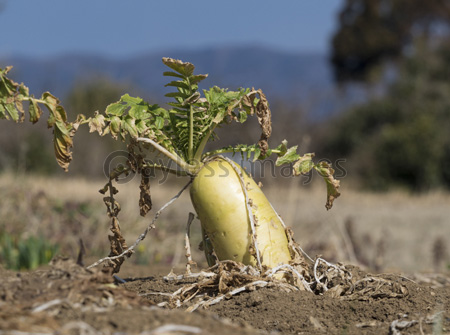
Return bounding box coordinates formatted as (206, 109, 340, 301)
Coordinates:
(275, 144, 300, 166)
(0, 231, 58, 270)
(322, 44, 450, 190)
(1, 58, 341, 209)
(161, 57, 273, 164)
(102, 94, 172, 146)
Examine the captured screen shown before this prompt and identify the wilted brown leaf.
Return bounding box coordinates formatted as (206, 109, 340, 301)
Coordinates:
(248, 89, 272, 157)
(162, 57, 195, 77)
(88, 112, 106, 135)
(314, 161, 341, 210)
(139, 174, 152, 217)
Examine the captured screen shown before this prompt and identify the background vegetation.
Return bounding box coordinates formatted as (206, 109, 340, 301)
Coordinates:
(321, 0, 450, 191)
(320, 41, 450, 190)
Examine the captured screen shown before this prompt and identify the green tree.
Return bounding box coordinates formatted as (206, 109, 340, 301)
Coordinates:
(322, 43, 450, 190)
(331, 0, 450, 82)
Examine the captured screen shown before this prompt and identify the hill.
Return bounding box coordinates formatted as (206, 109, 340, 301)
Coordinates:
(1, 46, 365, 120)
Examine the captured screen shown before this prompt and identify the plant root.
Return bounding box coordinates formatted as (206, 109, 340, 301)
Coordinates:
(184, 212, 197, 275)
(157, 255, 409, 312)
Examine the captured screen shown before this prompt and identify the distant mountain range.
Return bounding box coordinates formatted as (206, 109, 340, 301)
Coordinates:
(0, 46, 368, 120)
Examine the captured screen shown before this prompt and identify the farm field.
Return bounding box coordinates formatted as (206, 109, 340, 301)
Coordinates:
(0, 172, 449, 334)
(1, 172, 449, 272)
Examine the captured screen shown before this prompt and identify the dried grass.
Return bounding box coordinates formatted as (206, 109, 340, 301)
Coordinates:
(1, 172, 449, 272)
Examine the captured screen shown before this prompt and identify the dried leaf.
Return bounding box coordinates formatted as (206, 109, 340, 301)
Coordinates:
(189, 74, 208, 85)
(15, 99, 25, 122)
(314, 161, 341, 210)
(28, 98, 43, 124)
(162, 57, 195, 77)
(139, 174, 152, 217)
(71, 114, 86, 135)
(88, 112, 106, 135)
(252, 89, 272, 157)
(293, 153, 315, 175)
(53, 126, 73, 172)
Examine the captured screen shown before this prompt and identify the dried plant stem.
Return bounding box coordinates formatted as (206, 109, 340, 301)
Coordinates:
(104, 178, 130, 273)
(145, 324, 202, 335)
(185, 213, 196, 274)
(87, 179, 192, 270)
(163, 270, 217, 281)
(187, 280, 270, 312)
(220, 156, 262, 270)
(266, 264, 312, 292)
(313, 257, 349, 291)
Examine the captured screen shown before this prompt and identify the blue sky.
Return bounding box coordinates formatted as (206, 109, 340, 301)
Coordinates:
(0, 0, 342, 59)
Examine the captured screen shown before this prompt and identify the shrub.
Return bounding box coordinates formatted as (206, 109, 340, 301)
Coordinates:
(0, 231, 58, 270)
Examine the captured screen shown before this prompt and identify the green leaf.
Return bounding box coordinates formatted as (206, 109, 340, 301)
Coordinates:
(0, 103, 6, 119)
(238, 111, 248, 123)
(182, 92, 201, 105)
(129, 104, 150, 120)
(275, 145, 300, 166)
(292, 153, 315, 175)
(211, 109, 226, 124)
(276, 140, 288, 157)
(18, 84, 29, 96)
(109, 115, 121, 138)
(153, 107, 170, 118)
(106, 102, 127, 116)
(164, 80, 190, 90)
(154, 116, 165, 129)
(252, 147, 261, 162)
(135, 119, 147, 134)
(165, 91, 190, 100)
(0, 73, 17, 96)
(4, 102, 19, 122)
(121, 94, 143, 105)
(314, 161, 341, 210)
(163, 71, 185, 79)
(123, 116, 138, 138)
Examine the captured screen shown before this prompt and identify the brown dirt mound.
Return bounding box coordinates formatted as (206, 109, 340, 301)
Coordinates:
(0, 257, 449, 335)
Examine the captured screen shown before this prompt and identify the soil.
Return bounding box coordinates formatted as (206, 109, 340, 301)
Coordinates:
(0, 257, 449, 335)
